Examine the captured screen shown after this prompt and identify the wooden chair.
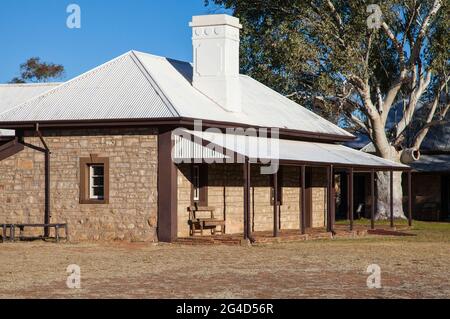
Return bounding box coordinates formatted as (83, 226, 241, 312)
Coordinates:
(188, 205, 226, 236)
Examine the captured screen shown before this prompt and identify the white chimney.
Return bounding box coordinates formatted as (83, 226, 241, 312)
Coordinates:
(190, 14, 242, 113)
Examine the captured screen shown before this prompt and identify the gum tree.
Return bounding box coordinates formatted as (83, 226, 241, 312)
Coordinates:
(207, 0, 449, 219)
(10, 57, 64, 83)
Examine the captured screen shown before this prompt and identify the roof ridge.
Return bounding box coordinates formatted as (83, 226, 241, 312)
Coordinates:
(130, 51, 180, 117)
(131, 50, 191, 65)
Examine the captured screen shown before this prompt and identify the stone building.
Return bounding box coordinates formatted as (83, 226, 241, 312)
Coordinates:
(0, 14, 408, 242)
(407, 123, 450, 221)
(348, 124, 450, 222)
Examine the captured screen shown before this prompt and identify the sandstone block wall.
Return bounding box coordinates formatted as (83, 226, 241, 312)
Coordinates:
(177, 164, 328, 237)
(0, 128, 158, 242)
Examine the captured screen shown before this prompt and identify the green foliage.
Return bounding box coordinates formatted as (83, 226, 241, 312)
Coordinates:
(9, 57, 64, 83)
(206, 0, 449, 138)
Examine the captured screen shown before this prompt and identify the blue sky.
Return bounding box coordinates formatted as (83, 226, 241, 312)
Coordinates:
(0, 0, 229, 83)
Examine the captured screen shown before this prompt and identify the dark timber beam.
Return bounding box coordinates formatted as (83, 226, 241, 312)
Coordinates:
(157, 129, 178, 242)
(36, 125, 51, 237)
(349, 168, 354, 231)
(301, 165, 306, 235)
(0, 138, 24, 161)
(273, 170, 279, 237)
(243, 158, 251, 240)
(371, 170, 375, 230)
(390, 170, 394, 228)
(327, 165, 335, 233)
(408, 171, 413, 227)
(44, 150, 50, 237)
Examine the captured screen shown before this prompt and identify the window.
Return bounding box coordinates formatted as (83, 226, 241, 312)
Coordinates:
(192, 165, 200, 202)
(89, 165, 105, 200)
(191, 164, 208, 206)
(80, 155, 109, 204)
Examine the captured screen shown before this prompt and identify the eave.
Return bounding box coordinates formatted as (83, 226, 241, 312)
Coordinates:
(0, 117, 356, 143)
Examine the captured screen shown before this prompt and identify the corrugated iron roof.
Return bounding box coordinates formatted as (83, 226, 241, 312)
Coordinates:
(0, 52, 177, 122)
(182, 129, 408, 169)
(135, 51, 352, 137)
(409, 155, 450, 172)
(0, 51, 352, 138)
(173, 134, 229, 161)
(0, 82, 60, 136)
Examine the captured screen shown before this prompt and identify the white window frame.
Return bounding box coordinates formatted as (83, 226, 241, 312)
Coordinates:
(193, 165, 200, 202)
(89, 164, 105, 200)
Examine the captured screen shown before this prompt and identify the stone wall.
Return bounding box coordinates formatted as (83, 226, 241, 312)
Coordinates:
(0, 128, 158, 242)
(310, 168, 327, 228)
(177, 164, 328, 237)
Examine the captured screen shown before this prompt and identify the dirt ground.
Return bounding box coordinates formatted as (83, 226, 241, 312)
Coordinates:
(1, 226, 449, 299)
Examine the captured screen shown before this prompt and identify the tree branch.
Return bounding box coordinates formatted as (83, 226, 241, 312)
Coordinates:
(325, 0, 343, 30)
(410, 0, 442, 65)
(413, 76, 450, 149)
(381, 69, 408, 122)
(381, 22, 405, 65)
(347, 75, 379, 119)
(395, 70, 433, 140)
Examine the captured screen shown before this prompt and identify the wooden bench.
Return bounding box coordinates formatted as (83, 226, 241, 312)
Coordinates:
(188, 205, 226, 236)
(0, 223, 68, 243)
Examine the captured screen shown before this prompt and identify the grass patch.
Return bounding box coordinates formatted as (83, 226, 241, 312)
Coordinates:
(408, 220, 450, 242)
(335, 219, 450, 243)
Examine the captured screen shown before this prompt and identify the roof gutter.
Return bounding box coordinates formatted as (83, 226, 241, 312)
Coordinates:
(0, 117, 356, 143)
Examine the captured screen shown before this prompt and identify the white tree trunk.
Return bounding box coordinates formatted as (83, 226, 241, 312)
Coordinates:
(375, 171, 407, 220)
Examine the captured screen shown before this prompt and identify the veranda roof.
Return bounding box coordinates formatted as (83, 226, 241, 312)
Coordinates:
(177, 129, 409, 171)
(409, 154, 450, 172)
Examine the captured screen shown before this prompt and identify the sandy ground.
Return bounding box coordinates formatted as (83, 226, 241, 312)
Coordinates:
(0, 234, 449, 299)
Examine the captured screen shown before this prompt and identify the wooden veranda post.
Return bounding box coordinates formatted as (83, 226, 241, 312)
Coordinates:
(327, 165, 335, 233)
(349, 168, 354, 231)
(243, 159, 251, 240)
(301, 165, 306, 235)
(273, 170, 279, 237)
(44, 150, 50, 237)
(390, 170, 394, 228)
(408, 171, 413, 227)
(370, 170, 375, 230)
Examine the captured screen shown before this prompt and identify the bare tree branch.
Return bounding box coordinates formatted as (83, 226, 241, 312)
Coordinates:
(395, 71, 433, 139)
(325, 0, 343, 29)
(381, 22, 405, 65)
(381, 69, 408, 121)
(410, 0, 442, 65)
(413, 76, 450, 149)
